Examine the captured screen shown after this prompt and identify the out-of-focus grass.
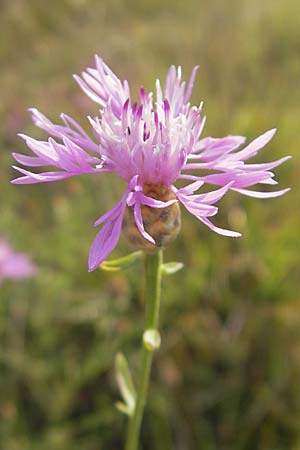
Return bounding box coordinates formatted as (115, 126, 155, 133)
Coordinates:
(0, 1, 299, 449)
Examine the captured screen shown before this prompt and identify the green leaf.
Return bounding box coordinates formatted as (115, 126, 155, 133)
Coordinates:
(115, 353, 136, 416)
(115, 401, 132, 416)
(161, 262, 184, 275)
(100, 251, 144, 272)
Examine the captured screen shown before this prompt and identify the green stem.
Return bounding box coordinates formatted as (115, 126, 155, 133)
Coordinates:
(125, 250, 163, 450)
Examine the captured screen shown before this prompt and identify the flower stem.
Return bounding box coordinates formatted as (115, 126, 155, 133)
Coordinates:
(125, 250, 163, 450)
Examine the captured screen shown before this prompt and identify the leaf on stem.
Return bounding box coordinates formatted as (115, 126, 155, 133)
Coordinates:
(115, 352, 136, 416)
(100, 251, 144, 272)
(115, 401, 133, 416)
(161, 261, 184, 275)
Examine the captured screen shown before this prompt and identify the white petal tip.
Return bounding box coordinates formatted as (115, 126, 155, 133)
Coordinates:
(280, 188, 291, 195)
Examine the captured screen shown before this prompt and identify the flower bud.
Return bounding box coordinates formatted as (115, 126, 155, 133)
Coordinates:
(143, 329, 161, 351)
(123, 184, 181, 252)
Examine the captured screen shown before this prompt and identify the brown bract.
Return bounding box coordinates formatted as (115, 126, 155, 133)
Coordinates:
(122, 184, 181, 252)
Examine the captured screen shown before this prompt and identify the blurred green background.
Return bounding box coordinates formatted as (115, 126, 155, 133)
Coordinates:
(1, 0, 299, 449)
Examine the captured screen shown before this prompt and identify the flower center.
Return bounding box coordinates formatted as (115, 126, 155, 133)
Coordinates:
(123, 184, 181, 252)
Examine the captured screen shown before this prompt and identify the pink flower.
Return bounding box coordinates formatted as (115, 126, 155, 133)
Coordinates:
(12, 56, 290, 271)
(0, 240, 36, 282)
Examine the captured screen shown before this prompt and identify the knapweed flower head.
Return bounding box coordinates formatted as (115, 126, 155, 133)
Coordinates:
(12, 56, 290, 271)
(0, 239, 36, 282)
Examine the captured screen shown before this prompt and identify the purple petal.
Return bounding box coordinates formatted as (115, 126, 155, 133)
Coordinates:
(183, 65, 199, 104)
(199, 217, 242, 237)
(73, 74, 105, 106)
(88, 202, 126, 271)
(12, 133, 103, 184)
(164, 65, 177, 100)
(73, 55, 130, 118)
(29, 109, 99, 153)
(239, 156, 292, 171)
(133, 203, 155, 244)
(191, 135, 246, 157)
(49, 138, 79, 172)
(206, 135, 245, 152)
(179, 174, 204, 181)
(94, 193, 128, 227)
(200, 171, 275, 188)
(230, 128, 277, 161)
(175, 180, 204, 195)
(139, 193, 178, 208)
(18, 134, 57, 162)
(188, 183, 233, 205)
(232, 187, 291, 198)
(177, 192, 219, 217)
(12, 153, 46, 167)
(11, 166, 74, 184)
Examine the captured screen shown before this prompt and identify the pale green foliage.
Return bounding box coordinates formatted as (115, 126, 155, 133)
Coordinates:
(161, 262, 184, 275)
(115, 353, 136, 416)
(101, 252, 144, 272)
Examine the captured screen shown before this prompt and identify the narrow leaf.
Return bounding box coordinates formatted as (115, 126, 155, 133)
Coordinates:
(115, 401, 132, 416)
(100, 251, 144, 272)
(115, 353, 136, 415)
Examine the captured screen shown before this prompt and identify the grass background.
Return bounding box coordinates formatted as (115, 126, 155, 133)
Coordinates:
(0, 0, 299, 449)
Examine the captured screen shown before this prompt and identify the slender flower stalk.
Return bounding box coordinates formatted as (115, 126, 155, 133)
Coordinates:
(125, 250, 163, 450)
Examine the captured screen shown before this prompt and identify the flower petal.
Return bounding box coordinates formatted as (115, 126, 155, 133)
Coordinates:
(12, 153, 46, 167)
(191, 135, 246, 159)
(199, 171, 275, 188)
(88, 201, 126, 271)
(187, 183, 233, 205)
(199, 217, 241, 237)
(139, 193, 178, 208)
(133, 203, 155, 244)
(183, 65, 199, 104)
(177, 191, 218, 217)
(175, 180, 204, 195)
(11, 166, 75, 184)
(229, 128, 277, 161)
(29, 108, 99, 153)
(232, 187, 291, 198)
(239, 156, 292, 171)
(73, 55, 130, 118)
(12, 133, 103, 184)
